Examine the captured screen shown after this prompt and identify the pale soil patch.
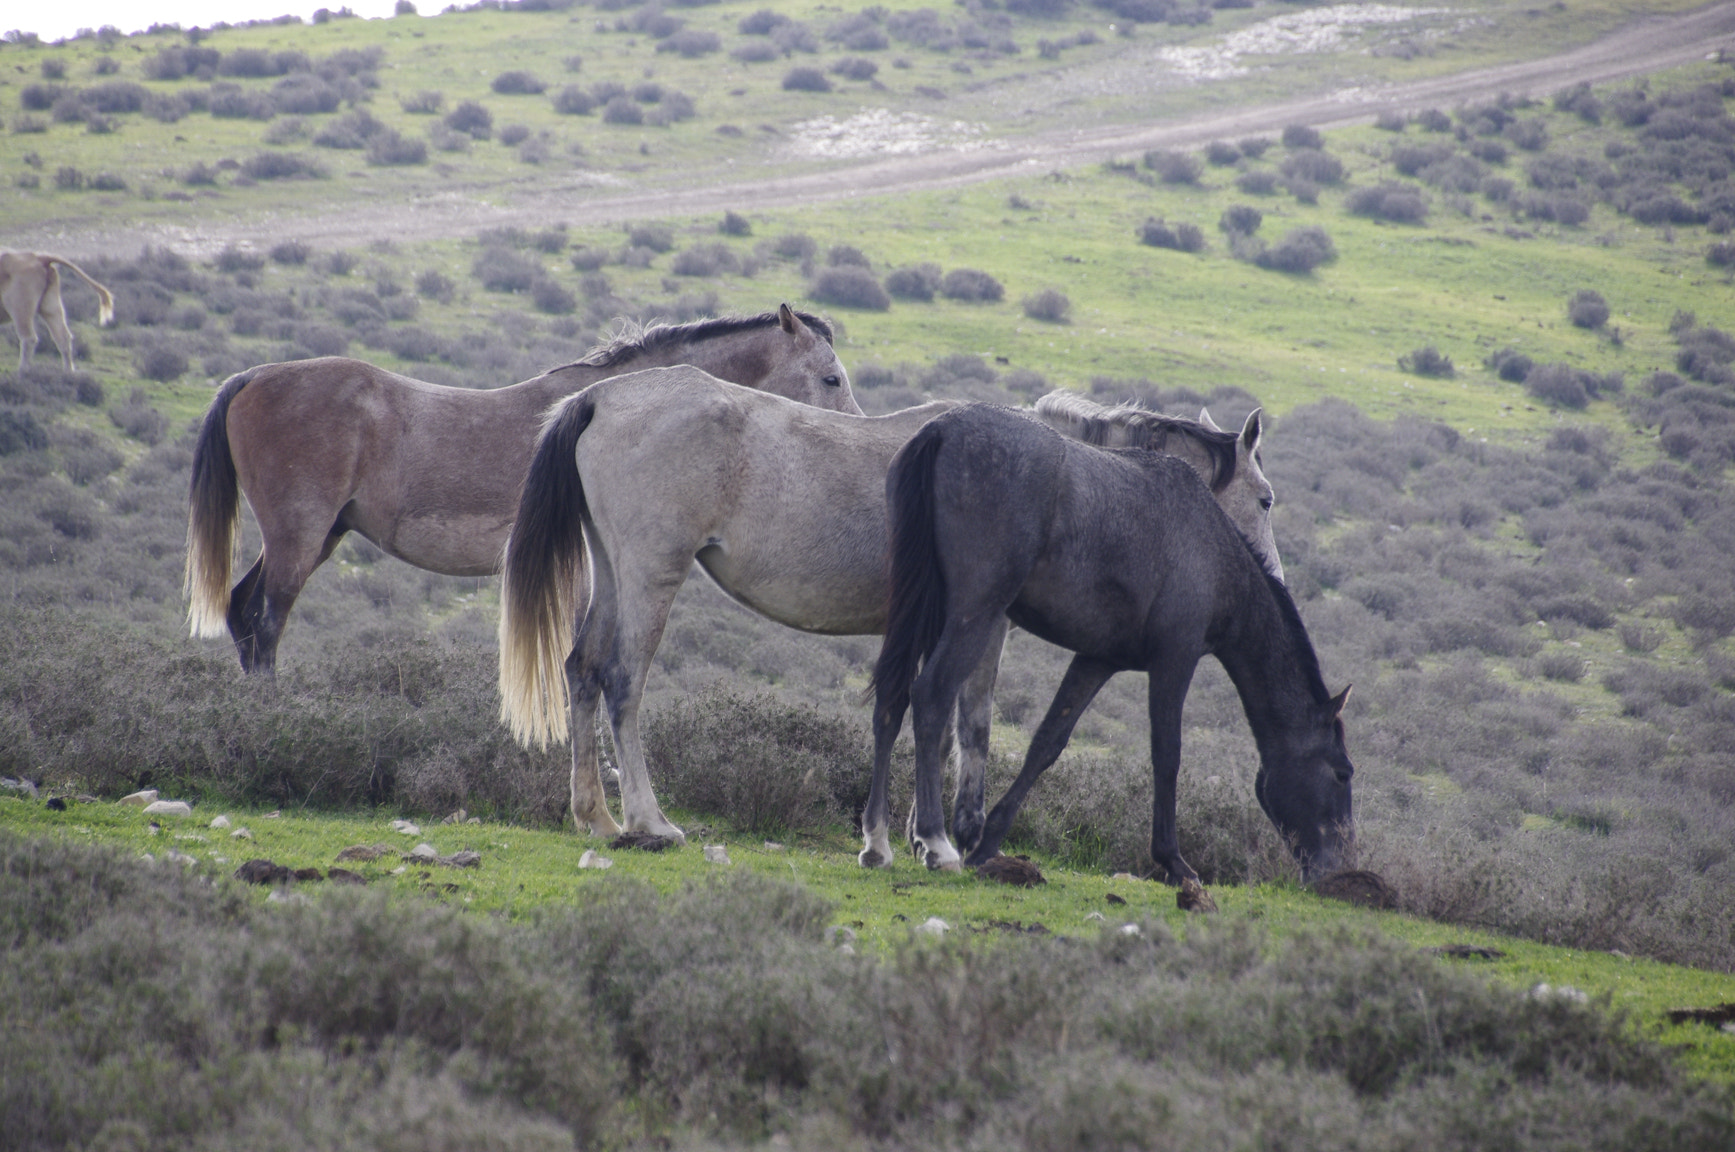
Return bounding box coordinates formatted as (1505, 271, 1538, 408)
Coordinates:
(786, 108, 1005, 160)
(1159, 4, 1453, 81)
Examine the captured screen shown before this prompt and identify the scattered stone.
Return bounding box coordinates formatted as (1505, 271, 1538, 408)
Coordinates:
(230, 827, 253, 840)
(984, 920, 1050, 936)
(441, 808, 467, 825)
(1310, 869, 1398, 910)
(234, 859, 292, 885)
(163, 850, 197, 866)
(292, 868, 324, 882)
(1665, 1002, 1735, 1028)
(1120, 923, 1143, 937)
(975, 854, 1045, 887)
(1105, 892, 1127, 906)
(391, 819, 421, 836)
(407, 843, 439, 861)
(335, 843, 394, 862)
(1177, 878, 1218, 914)
(1425, 943, 1506, 960)
(212, 855, 228, 864)
(703, 844, 732, 865)
(138, 853, 154, 862)
(467, 817, 481, 825)
(209, 815, 231, 829)
(76, 794, 99, 804)
(45, 797, 66, 811)
(261, 811, 281, 819)
(146, 823, 160, 835)
(763, 841, 786, 852)
(610, 831, 677, 852)
(1084, 911, 1107, 922)
(825, 925, 857, 948)
(918, 916, 950, 936)
(142, 800, 193, 817)
(390, 865, 407, 875)
(1529, 982, 1589, 1004)
(578, 849, 613, 870)
(439, 850, 482, 868)
(119, 789, 158, 807)
(2, 777, 40, 799)
(266, 889, 308, 905)
(1110, 872, 1138, 882)
(328, 868, 367, 885)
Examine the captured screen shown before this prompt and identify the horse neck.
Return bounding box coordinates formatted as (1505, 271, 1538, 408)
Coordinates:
(1211, 581, 1323, 756)
(519, 329, 772, 405)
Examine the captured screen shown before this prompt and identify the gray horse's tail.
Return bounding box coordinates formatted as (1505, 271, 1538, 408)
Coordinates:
(184, 368, 260, 638)
(869, 420, 949, 714)
(499, 392, 595, 749)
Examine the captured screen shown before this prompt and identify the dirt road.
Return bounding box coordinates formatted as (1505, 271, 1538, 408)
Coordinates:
(24, 2, 1735, 256)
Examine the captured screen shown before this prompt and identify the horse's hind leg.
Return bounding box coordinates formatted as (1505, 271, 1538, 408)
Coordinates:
(964, 655, 1116, 868)
(597, 552, 690, 842)
(860, 692, 905, 867)
(907, 614, 1007, 871)
(37, 288, 75, 370)
(226, 527, 345, 675)
(950, 617, 1008, 855)
(563, 548, 624, 838)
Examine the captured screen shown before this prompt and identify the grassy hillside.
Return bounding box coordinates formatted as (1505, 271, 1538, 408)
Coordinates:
(2, 0, 1734, 1027)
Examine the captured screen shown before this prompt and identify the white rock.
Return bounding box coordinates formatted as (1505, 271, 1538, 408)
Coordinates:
(212, 855, 228, 864)
(164, 850, 197, 866)
(1120, 923, 1143, 937)
(260, 811, 280, 819)
(138, 853, 155, 862)
(703, 844, 732, 865)
(1529, 982, 1589, 1004)
(1085, 911, 1107, 922)
(266, 889, 308, 905)
(408, 843, 439, 861)
(441, 808, 466, 825)
(578, 849, 614, 870)
(1110, 872, 1138, 882)
(142, 800, 193, 817)
(173, 833, 206, 842)
(839, 943, 856, 955)
(230, 827, 253, 840)
(763, 841, 786, 852)
(119, 789, 159, 807)
(209, 815, 231, 829)
(919, 917, 950, 936)
(390, 865, 407, 875)
(825, 925, 857, 947)
(466, 817, 481, 825)
(391, 819, 421, 836)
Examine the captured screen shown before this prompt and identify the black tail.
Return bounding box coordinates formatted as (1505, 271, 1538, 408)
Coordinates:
(184, 367, 261, 637)
(869, 421, 949, 712)
(498, 393, 596, 748)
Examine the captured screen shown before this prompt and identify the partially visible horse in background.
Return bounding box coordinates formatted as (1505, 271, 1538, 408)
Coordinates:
(0, 251, 115, 371)
(870, 403, 1354, 885)
(496, 372, 1288, 854)
(185, 304, 856, 675)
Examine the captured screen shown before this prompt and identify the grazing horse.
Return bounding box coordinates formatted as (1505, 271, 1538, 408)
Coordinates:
(0, 250, 116, 371)
(496, 369, 1285, 851)
(185, 305, 855, 675)
(870, 404, 1354, 883)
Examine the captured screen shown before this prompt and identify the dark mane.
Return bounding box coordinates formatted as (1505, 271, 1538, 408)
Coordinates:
(1034, 392, 1239, 492)
(575, 310, 834, 369)
(1252, 541, 1331, 707)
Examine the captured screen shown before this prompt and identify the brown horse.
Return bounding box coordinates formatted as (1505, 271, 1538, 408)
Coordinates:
(0, 250, 115, 371)
(186, 305, 858, 674)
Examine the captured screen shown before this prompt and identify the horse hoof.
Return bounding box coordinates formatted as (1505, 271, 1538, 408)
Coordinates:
(922, 847, 962, 873)
(858, 848, 890, 868)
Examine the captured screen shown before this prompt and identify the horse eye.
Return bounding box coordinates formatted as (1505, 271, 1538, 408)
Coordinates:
(823, 374, 841, 388)
(1259, 496, 1274, 512)
(1334, 767, 1352, 785)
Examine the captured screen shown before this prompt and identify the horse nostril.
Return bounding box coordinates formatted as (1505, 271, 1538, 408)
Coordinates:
(824, 375, 841, 387)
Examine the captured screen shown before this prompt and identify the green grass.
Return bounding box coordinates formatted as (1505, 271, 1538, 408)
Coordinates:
(7, 793, 1733, 1081)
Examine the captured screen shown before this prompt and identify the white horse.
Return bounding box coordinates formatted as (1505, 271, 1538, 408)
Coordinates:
(0, 251, 115, 371)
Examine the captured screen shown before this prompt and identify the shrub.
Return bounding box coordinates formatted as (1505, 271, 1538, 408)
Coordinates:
(731, 41, 781, 64)
(401, 89, 444, 114)
(1143, 149, 1200, 184)
(1374, 110, 1406, 132)
(1416, 107, 1452, 131)
(602, 97, 643, 125)
(570, 246, 610, 272)
(1507, 117, 1549, 150)
(1022, 288, 1071, 323)
(628, 224, 675, 253)
(134, 345, 189, 381)
(831, 56, 878, 81)
(214, 245, 266, 274)
(1568, 289, 1610, 329)
(1486, 348, 1533, 382)
(659, 29, 722, 57)
(241, 151, 324, 180)
(367, 130, 426, 165)
(719, 210, 751, 236)
(1235, 169, 1278, 195)
(1398, 346, 1454, 377)
(810, 265, 890, 309)
(1525, 362, 1590, 408)
(1254, 226, 1336, 272)
(1346, 183, 1424, 222)
(531, 278, 577, 315)
(671, 243, 741, 277)
(768, 232, 816, 261)
(444, 100, 492, 139)
(826, 245, 870, 268)
(208, 84, 276, 121)
(1709, 241, 1735, 267)
(553, 85, 595, 115)
(492, 70, 546, 95)
(1219, 204, 1262, 234)
(1204, 139, 1240, 164)
(939, 267, 1004, 302)
(1281, 148, 1343, 185)
(739, 8, 788, 34)
(782, 67, 831, 93)
(884, 262, 941, 301)
(472, 247, 541, 293)
(87, 170, 125, 190)
(498, 123, 531, 146)
(1138, 218, 1206, 252)
(415, 270, 455, 302)
(1281, 123, 1323, 149)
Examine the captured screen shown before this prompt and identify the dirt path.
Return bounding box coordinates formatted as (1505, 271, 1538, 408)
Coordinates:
(26, 3, 1735, 256)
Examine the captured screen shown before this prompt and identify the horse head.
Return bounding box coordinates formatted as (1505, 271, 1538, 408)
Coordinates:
(1254, 684, 1354, 881)
(766, 302, 863, 415)
(1201, 406, 1282, 583)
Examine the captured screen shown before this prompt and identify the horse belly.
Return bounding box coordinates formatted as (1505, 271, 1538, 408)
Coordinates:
(696, 550, 885, 635)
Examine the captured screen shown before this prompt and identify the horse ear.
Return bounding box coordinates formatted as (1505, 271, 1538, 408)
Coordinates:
(778, 302, 801, 334)
(1328, 685, 1352, 718)
(1198, 406, 1223, 432)
(1240, 407, 1264, 454)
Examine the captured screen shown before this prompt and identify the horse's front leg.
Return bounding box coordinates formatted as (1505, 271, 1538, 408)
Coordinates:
(1146, 658, 1201, 885)
(950, 617, 1007, 855)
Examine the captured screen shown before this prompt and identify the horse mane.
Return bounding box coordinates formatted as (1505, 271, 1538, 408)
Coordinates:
(575, 309, 835, 369)
(1248, 538, 1331, 708)
(1034, 390, 1239, 492)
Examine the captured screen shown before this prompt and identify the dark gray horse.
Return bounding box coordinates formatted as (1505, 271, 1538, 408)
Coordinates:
(870, 404, 1354, 883)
